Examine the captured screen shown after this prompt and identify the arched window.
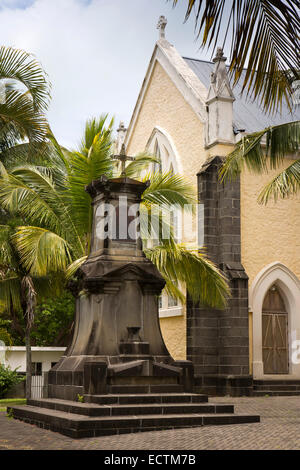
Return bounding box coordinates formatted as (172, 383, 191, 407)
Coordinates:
(146, 128, 183, 318)
(153, 139, 162, 173)
(146, 127, 182, 174)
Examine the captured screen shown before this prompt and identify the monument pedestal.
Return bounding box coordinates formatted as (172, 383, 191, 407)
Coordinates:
(46, 176, 194, 400)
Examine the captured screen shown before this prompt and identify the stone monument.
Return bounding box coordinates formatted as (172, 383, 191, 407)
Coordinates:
(48, 165, 194, 400)
(9, 149, 259, 437)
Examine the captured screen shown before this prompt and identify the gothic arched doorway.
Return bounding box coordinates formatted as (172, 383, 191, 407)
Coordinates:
(262, 286, 289, 374)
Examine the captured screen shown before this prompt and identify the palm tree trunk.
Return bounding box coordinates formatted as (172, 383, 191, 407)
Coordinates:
(25, 326, 32, 399)
(21, 275, 36, 400)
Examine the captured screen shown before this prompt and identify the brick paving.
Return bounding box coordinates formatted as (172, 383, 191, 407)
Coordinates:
(0, 396, 299, 450)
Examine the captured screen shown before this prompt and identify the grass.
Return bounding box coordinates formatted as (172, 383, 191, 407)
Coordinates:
(0, 398, 26, 412)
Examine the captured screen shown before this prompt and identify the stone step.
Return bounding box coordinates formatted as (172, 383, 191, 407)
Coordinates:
(253, 380, 300, 386)
(252, 390, 300, 397)
(253, 384, 300, 391)
(107, 384, 184, 394)
(84, 393, 208, 405)
(27, 398, 233, 417)
(9, 405, 260, 439)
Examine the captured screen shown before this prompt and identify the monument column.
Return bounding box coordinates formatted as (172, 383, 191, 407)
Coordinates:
(48, 169, 194, 400)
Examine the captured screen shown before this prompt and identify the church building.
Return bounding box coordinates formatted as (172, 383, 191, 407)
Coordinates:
(121, 16, 300, 396)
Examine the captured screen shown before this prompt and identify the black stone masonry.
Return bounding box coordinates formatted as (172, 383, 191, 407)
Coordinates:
(188, 156, 253, 396)
(9, 173, 259, 437)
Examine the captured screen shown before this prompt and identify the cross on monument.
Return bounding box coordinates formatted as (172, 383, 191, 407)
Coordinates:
(112, 143, 135, 177)
(157, 15, 167, 39)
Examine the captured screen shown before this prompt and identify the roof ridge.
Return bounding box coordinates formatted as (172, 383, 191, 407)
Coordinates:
(183, 56, 250, 72)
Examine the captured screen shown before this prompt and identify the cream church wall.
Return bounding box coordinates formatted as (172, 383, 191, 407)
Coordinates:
(126, 60, 207, 185)
(241, 161, 300, 286)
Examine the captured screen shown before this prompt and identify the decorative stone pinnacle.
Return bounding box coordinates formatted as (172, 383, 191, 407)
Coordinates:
(213, 47, 227, 63)
(157, 15, 167, 39)
(117, 121, 126, 132)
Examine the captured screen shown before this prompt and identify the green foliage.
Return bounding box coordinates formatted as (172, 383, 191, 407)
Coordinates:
(6, 407, 14, 418)
(0, 46, 51, 162)
(0, 46, 50, 113)
(145, 241, 230, 309)
(0, 364, 24, 399)
(0, 398, 26, 404)
(0, 398, 26, 418)
(0, 291, 75, 346)
(77, 394, 84, 403)
(219, 121, 300, 203)
(30, 292, 75, 346)
(0, 328, 12, 346)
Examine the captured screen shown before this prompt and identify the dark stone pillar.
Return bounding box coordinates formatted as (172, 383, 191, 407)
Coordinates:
(48, 175, 195, 400)
(187, 156, 253, 396)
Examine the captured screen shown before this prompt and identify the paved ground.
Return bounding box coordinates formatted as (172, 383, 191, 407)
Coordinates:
(0, 396, 299, 450)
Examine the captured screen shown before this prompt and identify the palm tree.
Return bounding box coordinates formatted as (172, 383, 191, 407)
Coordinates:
(0, 116, 229, 330)
(0, 222, 59, 398)
(0, 45, 51, 397)
(171, 0, 299, 113)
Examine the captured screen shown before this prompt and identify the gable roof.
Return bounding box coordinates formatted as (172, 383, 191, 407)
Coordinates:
(184, 57, 300, 134)
(126, 37, 300, 147)
(125, 38, 209, 147)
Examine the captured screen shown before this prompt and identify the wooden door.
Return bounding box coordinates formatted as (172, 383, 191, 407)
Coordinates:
(262, 287, 289, 374)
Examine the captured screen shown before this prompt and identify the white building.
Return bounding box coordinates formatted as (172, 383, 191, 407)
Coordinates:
(0, 346, 66, 398)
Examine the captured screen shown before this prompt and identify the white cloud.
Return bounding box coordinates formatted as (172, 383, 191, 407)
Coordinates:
(0, 0, 207, 148)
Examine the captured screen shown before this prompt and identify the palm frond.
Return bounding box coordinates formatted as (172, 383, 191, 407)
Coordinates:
(67, 115, 114, 241)
(66, 256, 87, 279)
(12, 226, 72, 277)
(0, 275, 21, 313)
(0, 140, 56, 169)
(219, 121, 300, 182)
(120, 152, 160, 178)
(0, 165, 83, 257)
(141, 171, 196, 210)
(46, 129, 72, 172)
(171, 0, 300, 113)
(0, 169, 65, 235)
(0, 90, 48, 141)
(140, 204, 177, 244)
(258, 158, 300, 203)
(80, 114, 114, 155)
(0, 224, 16, 267)
(145, 241, 230, 308)
(0, 46, 50, 112)
(163, 279, 186, 304)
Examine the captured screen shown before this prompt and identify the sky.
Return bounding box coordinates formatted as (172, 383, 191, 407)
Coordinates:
(0, 0, 214, 148)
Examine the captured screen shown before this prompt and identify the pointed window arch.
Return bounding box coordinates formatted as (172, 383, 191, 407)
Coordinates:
(249, 262, 300, 379)
(146, 127, 182, 175)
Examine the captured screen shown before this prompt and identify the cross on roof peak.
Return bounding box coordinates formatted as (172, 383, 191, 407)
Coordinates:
(112, 144, 135, 177)
(157, 15, 167, 39)
(213, 47, 227, 63)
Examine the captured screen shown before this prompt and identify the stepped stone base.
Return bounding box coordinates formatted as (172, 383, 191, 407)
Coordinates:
(9, 393, 260, 438)
(194, 375, 254, 397)
(253, 380, 300, 397)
